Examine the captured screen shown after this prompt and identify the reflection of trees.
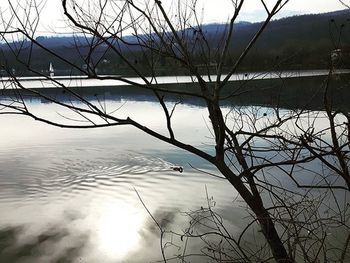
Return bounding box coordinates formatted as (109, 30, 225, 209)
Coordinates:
(0, 216, 88, 262)
(0, 0, 349, 262)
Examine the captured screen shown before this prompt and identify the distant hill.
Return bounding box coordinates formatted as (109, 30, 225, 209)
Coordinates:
(2, 9, 348, 49)
(1, 9, 349, 75)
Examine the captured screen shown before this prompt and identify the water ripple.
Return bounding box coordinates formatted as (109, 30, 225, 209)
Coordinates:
(0, 152, 183, 203)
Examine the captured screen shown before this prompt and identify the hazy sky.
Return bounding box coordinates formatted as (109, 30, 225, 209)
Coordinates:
(3, 0, 348, 36)
(202, 0, 347, 22)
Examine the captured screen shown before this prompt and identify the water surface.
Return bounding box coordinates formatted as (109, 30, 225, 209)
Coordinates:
(0, 99, 242, 263)
(1, 74, 349, 262)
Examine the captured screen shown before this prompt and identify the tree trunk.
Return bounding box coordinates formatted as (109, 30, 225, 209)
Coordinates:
(217, 163, 293, 263)
(252, 202, 293, 263)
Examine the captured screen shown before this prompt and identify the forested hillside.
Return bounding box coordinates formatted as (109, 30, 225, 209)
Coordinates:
(1, 9, 349, 76)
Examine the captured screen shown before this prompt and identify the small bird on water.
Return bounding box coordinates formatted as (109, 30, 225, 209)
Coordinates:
(170, 166, 183, 173)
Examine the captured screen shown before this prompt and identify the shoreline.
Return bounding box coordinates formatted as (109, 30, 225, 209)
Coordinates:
(1, 69, 349, 89)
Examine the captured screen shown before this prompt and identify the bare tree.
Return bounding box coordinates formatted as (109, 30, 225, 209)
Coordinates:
(339, 0, 350, 9)
(0, 1, 349, 262)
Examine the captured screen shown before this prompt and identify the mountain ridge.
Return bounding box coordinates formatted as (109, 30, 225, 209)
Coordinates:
(1, 8, 349, 75)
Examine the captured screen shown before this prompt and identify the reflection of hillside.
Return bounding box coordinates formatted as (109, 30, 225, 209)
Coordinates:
(222, 74, 350, 110)
(2, 74, 350, 110)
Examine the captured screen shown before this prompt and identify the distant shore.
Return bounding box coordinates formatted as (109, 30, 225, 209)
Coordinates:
(1, 69, 349, 89)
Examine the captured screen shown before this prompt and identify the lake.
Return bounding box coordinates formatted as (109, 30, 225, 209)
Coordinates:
(0, 97, 251, 262)
(0, 74, 349, 262)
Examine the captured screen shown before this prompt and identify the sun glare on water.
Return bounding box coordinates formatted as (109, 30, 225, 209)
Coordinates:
(96, 200, 144, 260)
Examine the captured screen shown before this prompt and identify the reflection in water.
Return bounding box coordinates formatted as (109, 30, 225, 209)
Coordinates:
(95, 200, 143, 259)
(0, 99, 236, 262)
(0, 212, 89, 263)
(1, 98, 346, 262)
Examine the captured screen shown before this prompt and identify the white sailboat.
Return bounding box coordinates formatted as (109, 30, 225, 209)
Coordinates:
(49, 63, 54, 77)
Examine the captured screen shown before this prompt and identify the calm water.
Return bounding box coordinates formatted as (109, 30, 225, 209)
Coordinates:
(0, 99, 247, 263)
(1, 73, 349, 262)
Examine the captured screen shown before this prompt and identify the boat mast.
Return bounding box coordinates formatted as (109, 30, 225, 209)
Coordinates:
(49, 63, 54, 77)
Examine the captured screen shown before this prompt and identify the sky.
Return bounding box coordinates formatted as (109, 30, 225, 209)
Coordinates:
(201, 0, 347, 23)
(1, 0, 348, 36)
